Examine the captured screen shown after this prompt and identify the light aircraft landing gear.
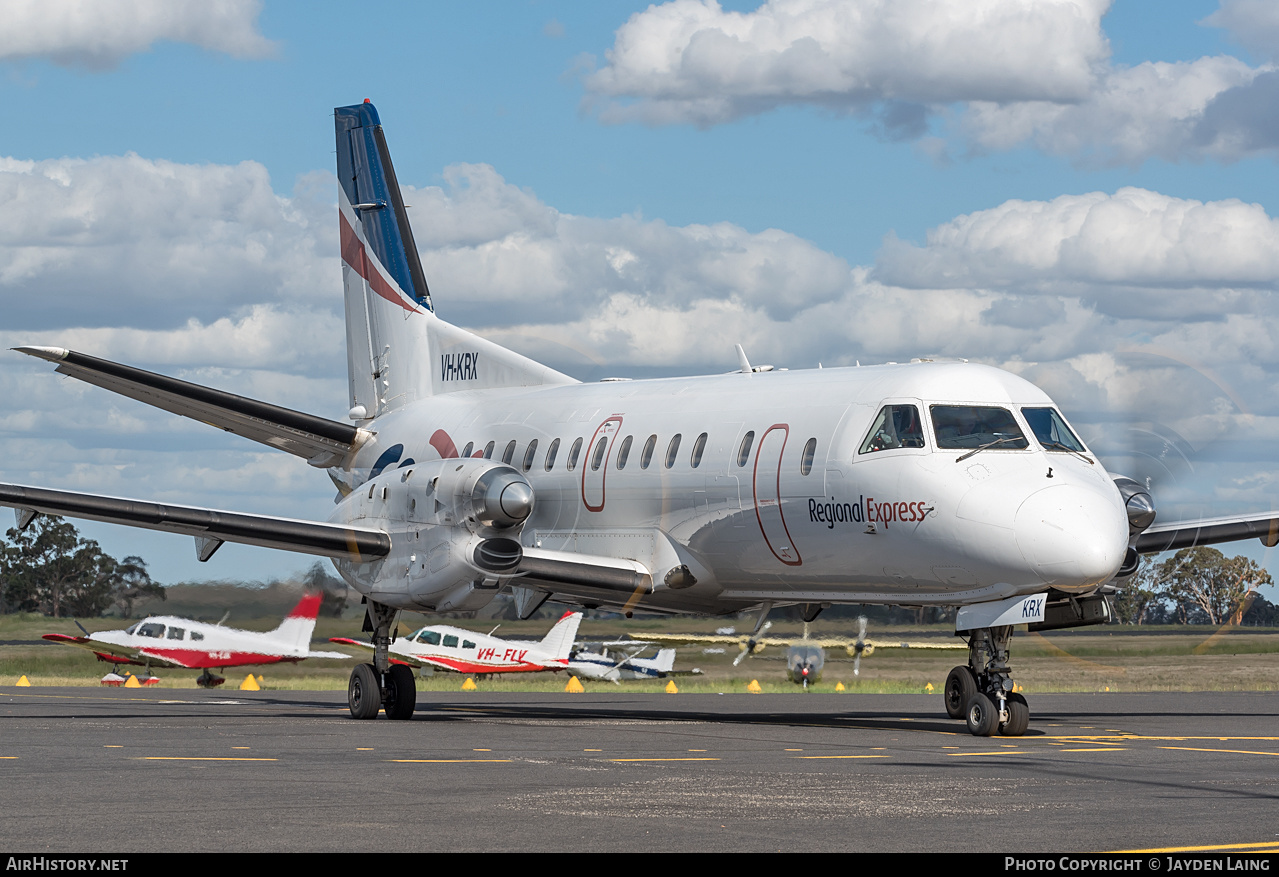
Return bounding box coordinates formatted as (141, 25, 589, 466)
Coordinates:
(196, 670, 226, 689)
(346, 600, 416, 720)
(948, 624, 1028, 737)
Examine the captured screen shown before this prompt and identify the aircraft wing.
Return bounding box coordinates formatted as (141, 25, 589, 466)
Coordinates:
(1135, 511, 1279, 554)
(16, 347, 366, 468)
(329, 638, 427, 668)
(42, 634, 188, 669)
(0, 483, 390, 563)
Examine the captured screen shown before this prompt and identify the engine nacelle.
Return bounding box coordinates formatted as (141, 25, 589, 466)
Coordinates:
(328, 458, 534, 611)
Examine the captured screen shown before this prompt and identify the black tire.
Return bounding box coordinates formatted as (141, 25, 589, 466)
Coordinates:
(348, 663, 381, 720)
(385, 664, 417, 721)
(965, 692, 997, 737)
(1000, 692, 1029, 737)
(944, 666, 977, 719)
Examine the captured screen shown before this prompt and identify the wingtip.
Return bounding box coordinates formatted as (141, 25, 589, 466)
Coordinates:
(14, 346, 69, 362)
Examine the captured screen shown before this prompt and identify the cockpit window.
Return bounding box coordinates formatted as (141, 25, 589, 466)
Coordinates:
(930, 406, 1028, 450)
(1021, 407, 1087, 453)
(137, 623, 165, 638)
(418, 631, 441, 646)
(859, 405, 926, 454)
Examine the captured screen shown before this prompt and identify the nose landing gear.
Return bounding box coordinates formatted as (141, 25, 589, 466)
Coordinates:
(945, 624, 1028, 736)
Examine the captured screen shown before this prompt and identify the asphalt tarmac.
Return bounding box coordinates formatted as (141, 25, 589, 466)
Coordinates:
(1, 687, 1277, 853)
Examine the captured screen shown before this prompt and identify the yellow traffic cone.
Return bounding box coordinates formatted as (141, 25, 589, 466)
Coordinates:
(564, 676, 585, 693)
(835, 681, 845, 691)
(124, 674, 140, 688)
(461, 677, 478, 691)
(665, 680, 679, 693)
(747, 679, 762, 693)
(925, 682, 934, 693)
(16, 675, 30, 687)
(239, 674, 260, 691)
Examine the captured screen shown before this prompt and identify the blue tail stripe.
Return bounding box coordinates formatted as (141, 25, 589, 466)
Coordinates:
(335, 102, 432, 310)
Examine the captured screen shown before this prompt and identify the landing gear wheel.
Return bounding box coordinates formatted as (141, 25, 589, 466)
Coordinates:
(965, 692, 998, 737)
(1000, 692, 1029, 737)
(944, 666, 977, 719)
(384, 664, 417, 721)
(348, 663, 380, 720)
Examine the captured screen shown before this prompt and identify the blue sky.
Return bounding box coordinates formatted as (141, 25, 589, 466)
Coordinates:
(3, 0, 1279, 590)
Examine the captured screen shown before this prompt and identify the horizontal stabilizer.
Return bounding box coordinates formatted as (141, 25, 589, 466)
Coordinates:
(1136, 511, 1279, 554)
(16, 347, 365, 467)
(0, 483, 390, 562)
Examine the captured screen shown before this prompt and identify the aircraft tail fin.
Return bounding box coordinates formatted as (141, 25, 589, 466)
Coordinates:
(653, 648, 677, 674)
(270, 592, 325, 652)
(334, 101, 576, 419)
(539, 610, 582, 663)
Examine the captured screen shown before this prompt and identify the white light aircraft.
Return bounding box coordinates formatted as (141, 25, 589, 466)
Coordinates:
(567, 641, 683, 683)
(5, 101, 1279, 734)
(43, 593, 348, 687)
(330, 611, 580, 695)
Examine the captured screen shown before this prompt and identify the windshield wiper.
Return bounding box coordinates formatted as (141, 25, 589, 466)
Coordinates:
(1041, 440, 1094, 464)
(955, 436, 1024, 463)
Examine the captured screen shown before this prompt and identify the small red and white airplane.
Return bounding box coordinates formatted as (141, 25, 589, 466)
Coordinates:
(331, 610, 581, 677)
(43, 593, 349, 687)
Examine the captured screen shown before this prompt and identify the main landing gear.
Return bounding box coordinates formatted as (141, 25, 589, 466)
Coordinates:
(944, 624, 1029, 737)
(347, 600, 416, 720)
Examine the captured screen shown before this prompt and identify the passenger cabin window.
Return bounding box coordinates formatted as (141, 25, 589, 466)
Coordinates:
(736, 431, 755, 467)
(462, 441, 474, 458)
(522, 439, 538, 472)
(690, 432, 707, 468)
(665, 434, 682, 469)
(1021, 407, 1087, 453)
(590, 436, 608, 470)
(930, 406, 1028, 450)
(137, 623, 164, 638)
(859, 405, 926, 454)
(167, 627, 185, 640)
(502, 440, 516, 465)
(442, 634, 459, 648)
(483, 441, 495, 459)
(462, 640, 476, 650)
(419, 631, 441, 646)
(616, 435, 633, 470)
(190, 631, 204, 641)
(544, 438, 560, 471)
(567, 438, 583, 471)
(640, 435, 657, 469)
(800, 438, 817, 475)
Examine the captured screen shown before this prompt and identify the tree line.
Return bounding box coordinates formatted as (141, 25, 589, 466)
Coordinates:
(1, 517, 164, 617)
(1112, 547, 1277, 626)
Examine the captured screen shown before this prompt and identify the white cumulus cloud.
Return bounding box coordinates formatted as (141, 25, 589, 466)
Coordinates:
(0, 0, 275, 69)
(585, 0, 1111, 128)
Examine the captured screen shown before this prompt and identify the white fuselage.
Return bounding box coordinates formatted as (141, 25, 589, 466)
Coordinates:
(325, 359, 1129, 616)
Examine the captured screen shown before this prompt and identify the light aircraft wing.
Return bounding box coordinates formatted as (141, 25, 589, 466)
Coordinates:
(0, 483, 390, 563)
(1135, 511, 1279, 554)
(329, 637, 429, 669)
(636, 631, 964, 655)
(16, 347, 366, 468)
(41, 634, 189, 669)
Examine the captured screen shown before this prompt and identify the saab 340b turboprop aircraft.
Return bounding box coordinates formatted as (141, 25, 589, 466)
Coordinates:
(4, 101, 1279, 733)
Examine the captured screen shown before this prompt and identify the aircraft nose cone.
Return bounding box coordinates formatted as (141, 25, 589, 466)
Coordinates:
(1014, 485, 1127, 588)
